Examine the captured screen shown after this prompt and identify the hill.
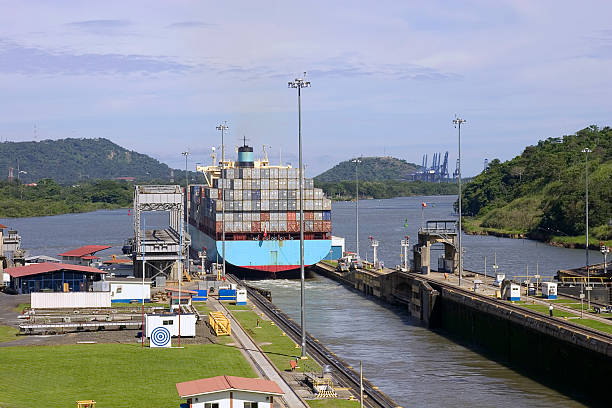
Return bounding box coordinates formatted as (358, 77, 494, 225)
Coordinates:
(314, 156, 419, 182)
(0, 138, 186, 184)
(462, 125, 612, 246)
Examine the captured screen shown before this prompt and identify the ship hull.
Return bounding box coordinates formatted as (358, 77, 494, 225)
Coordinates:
(189, 224, 331, 273)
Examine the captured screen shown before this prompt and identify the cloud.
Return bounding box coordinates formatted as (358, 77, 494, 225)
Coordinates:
(65, 19, 132, 35)
(0, 38, 193, 75)
(167, 21, 213, 29)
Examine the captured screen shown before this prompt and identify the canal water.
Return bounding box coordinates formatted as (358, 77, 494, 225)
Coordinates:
(0, 196, 595, 407)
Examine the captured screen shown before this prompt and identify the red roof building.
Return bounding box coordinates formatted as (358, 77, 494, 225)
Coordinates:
(5, 262, 106, 294)
(176, 375, 283, 407)
(58, 245, 112, 266)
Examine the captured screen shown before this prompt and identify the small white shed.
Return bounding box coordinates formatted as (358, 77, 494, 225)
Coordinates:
(176, 375, 283, 408)
(542, 282, 558, 299)
(146, 313, 197, 337)
(93, 278, 151, 303)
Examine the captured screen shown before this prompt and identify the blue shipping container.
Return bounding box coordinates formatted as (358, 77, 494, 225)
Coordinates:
(219, 288, 237, 301)
(193, 289, 208, 302)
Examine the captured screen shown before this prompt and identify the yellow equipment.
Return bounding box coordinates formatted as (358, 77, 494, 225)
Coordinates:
(209, 311, 231, 336)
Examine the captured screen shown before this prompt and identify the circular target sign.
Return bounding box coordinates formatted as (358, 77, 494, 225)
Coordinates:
(150, 326, 171, 348)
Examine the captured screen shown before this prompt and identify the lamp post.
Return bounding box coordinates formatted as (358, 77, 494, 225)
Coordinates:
(352, 158, 362, 257)
(288, 72, 310, 358)
(216, 122, 229, 279)
(601, 243, 609, 275)
(179, 151, 190, 347)
(582, 147, 592, 309)
(453, 117, 466, 286)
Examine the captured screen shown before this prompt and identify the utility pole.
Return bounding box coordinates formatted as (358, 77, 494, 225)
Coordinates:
(216, 122, 229, 279)
(288, 72, 310, 359)
(601, 243, 609, 275)
(179, 151, 189, 347)
(582, 147, 592, 309)
(352, 158, 362, 257)
(453, 117, 466, 286)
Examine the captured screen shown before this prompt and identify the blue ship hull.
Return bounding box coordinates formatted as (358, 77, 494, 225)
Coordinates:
(189, 224, 331, 273)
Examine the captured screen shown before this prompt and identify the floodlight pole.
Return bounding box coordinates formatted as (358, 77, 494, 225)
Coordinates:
(453, 117, 466, 286)
(217, 123, 229, 279)
(352, 158, 362, 257)
(289, 72, 310, 358)
(582, 148, 592, 309)
(141, 218, 146, 347)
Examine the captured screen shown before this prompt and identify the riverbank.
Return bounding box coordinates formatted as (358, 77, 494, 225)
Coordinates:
(462, 217, 612, 249)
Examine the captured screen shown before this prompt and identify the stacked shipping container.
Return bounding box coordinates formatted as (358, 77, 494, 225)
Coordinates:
(189, 166, 332, 239)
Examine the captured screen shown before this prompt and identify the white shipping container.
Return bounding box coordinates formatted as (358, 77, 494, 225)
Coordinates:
(146, 313, 197, 337)
(31, 291, 111, 309)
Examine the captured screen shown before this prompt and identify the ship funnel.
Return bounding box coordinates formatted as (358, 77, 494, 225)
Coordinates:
(237, 145, 254, 168)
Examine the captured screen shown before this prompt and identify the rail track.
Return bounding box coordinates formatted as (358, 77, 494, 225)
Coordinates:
(229, 275, 400, 408)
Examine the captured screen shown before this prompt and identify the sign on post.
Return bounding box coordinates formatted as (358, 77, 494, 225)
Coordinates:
(150, 326, 171, 348)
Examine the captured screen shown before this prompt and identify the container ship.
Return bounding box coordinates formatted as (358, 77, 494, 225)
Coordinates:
(188, 143, 332, 274)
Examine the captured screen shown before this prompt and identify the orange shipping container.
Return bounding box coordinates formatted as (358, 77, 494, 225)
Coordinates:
(216, 221, 223, 231)
(287, 212, 296, 221)
(305, 211, 314, 220)
(260, 212, 270, 221)
(251, 221, 261, 232)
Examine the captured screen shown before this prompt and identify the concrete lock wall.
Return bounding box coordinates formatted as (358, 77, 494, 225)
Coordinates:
(31, 291, 111, 309)
(431, 288, 612, 402)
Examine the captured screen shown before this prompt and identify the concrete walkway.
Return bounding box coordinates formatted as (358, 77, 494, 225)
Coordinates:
(208, 297, 309, 408)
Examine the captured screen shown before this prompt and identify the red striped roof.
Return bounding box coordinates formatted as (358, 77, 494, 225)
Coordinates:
(58, 245, 111, 257)
(176, 375, 283, 398)
(5, 262, 106, 278)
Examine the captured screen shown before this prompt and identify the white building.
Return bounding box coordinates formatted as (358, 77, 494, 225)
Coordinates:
(93, 277, 151, 303)
(146, 313, 197, 337)
(176, 375, 283, 408)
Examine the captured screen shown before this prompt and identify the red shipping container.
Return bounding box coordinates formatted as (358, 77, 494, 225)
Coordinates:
(287, 212, 296, 221)
(252, 221, 261, 232)
(305, 211, 314, 220)
(216, 221, 223, 231)
(260, 212, 270, 221)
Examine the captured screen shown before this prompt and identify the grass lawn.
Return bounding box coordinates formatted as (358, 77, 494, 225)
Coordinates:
(193, 302, 210, 314)
(307, 399, 360, 407)
(0, 343, 254, 408)
(230, 309, 321, 373)
(518, 304, 576, 318)
(322, 260, 338, 268)
(111, 302, 167, 308)
(13, 303, 30, 312)
(225, 304, 250, 311)
(550, 298, 578, 304)
(0, 325, 19, 343)
(572, 319, 612, 335)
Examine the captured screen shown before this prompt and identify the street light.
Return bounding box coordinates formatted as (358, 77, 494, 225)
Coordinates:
(453, 116, 466, 286)
(582, 147, 592, 308)
(351, 158, 362, 257)
(217, 122, 229, 279)
(179, 150, 190, 347)
(601, 242, 609, 276)
(288, 72, 310, 359)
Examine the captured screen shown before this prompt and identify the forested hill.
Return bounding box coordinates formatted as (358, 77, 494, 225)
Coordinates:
(0, 138, 182, 184)
(463, 125, 612, 243)
(314, 156, 419, 182)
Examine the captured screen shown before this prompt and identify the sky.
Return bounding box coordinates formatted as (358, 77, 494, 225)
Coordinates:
(0, 0, 611, 177)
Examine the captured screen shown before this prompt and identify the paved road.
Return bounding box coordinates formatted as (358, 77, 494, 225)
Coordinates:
(208, 297, 309, 408)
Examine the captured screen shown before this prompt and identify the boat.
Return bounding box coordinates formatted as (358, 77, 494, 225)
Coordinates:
(188, 143, 332, 275)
